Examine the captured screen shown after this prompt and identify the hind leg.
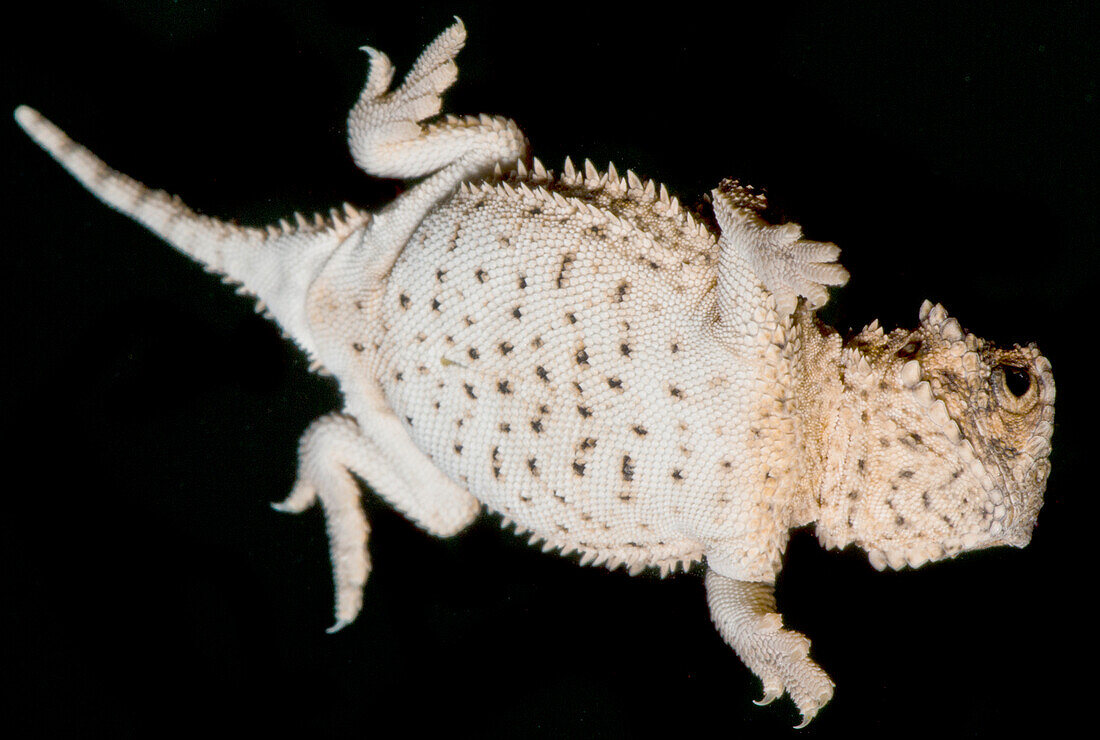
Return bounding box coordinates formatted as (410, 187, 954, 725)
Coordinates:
(274, 411, 479, 632)
(346, 20, 528, 281)
(347, 19, 527, 180)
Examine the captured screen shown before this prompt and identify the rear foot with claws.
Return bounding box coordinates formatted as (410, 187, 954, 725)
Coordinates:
(346, 18, 526, 181)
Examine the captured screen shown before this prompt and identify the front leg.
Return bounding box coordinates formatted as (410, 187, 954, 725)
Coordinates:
(705, 568, 834, 727)
(711, 178, 848, 317)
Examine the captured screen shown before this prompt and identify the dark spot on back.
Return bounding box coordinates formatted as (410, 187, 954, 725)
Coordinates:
(556, 253, 575, 289)
(622, 455, 635, 481)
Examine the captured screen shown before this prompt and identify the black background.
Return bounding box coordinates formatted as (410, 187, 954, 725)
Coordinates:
(4, 1, 1093, 736)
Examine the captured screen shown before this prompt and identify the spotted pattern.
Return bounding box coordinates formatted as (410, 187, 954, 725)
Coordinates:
(369, 176, 779, 573)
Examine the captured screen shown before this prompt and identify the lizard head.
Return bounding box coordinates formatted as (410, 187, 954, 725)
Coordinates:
(812, 300, 1055, 570)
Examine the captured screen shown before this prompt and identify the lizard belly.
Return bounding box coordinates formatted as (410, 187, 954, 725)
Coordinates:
(369, 190, 767, 561)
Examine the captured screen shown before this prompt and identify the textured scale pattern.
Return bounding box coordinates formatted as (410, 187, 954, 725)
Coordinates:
(374, 173, 764, 575)
(15, 20, 1055, 728)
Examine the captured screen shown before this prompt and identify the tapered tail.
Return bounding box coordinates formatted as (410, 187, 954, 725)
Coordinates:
(14, 105, 369, 359)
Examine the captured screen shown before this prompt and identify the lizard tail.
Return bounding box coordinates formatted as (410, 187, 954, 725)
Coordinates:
(14, 105, 369, 360)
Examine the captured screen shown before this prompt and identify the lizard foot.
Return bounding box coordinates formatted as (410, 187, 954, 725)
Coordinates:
(712, 178, 849, 316)
(346, 19, 526, 181)
(272, 413, 371, 631)
(739, 613, 835, 728)
(705, 569, 834, 727)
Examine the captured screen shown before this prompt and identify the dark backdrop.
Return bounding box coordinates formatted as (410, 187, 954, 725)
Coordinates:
(4, 1, 1092, 736)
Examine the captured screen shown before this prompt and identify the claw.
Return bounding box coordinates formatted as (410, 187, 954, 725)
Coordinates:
(754, 688, 781, 706)
(326, 618, 352, 634)
(269, 482, 316, 513)
(793, 705, 821, 729)
(359, 46, 395, 98)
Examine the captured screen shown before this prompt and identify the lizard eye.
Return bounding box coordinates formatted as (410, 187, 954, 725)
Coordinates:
(995, 364, 1037, 412)
(1002, 366, 1031, 397)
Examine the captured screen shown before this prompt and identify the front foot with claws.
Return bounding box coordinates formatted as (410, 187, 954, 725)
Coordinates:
(705, 569, 835, 727)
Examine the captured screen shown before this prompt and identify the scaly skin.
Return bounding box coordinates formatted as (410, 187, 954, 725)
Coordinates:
(14, 20, 1054, 726)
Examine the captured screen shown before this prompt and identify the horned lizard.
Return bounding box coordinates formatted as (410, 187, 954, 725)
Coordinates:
(14, 20, 1055, 726)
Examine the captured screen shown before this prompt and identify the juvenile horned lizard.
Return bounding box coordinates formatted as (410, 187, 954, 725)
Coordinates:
(15, 20, 1055, 725)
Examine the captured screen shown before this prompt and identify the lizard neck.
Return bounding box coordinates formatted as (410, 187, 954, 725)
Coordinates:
(788, 309, 846, 530)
